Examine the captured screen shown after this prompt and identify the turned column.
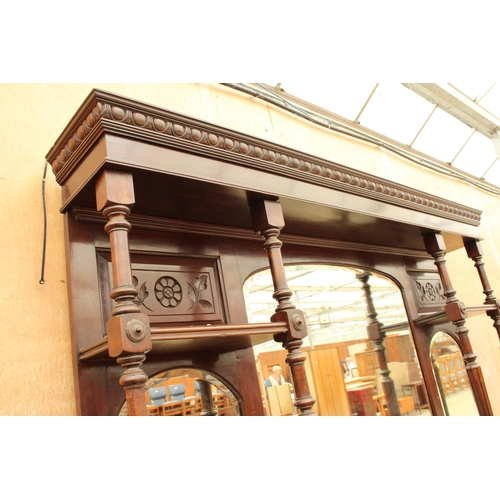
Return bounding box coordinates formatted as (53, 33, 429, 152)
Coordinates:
(424, 232, 492, 416)
(464, 238, 500, 342)
(250, 199, 316, 416)
(356, 271, 400, 416)
(95, 170, 152, 416)
(199, 380, 217, 416)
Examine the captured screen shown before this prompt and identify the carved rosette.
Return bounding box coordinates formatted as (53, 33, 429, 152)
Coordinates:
(154, 276, 182, 308)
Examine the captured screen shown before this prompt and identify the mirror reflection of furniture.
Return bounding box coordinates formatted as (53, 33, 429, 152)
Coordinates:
(148, 386, 167, 405)
(266, 384, 294, 416)
(375, 362, 410, 398)
(347, 386, 377, 416)
(436, 353, 470, 395)
(374, 362, 419, 415)
(430, 332, 478, 416)
(304, 347, 351, 416)
(447, 353, 469, 391)
(401, 361, 428, 412)
(373, 394, 415, 416)
(437, 356, 454, 396)
(355, 351, 379, 376)
(169, 383, 187, 401)
(183, 397, 203, 416)
(147, 406, 161, 416)
(162, 401, 184, 416)
(138, 368, 241, 416)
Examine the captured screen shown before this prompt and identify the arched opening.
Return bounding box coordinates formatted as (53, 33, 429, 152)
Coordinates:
(244, 264, 430, 416)
(429, 331, 477, 416)
(119, 368, 241, 416)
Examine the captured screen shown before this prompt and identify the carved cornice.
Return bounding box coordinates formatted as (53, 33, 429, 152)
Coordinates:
(48, 89, 482, 226)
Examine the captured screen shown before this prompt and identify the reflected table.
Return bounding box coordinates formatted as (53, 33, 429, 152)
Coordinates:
(347, 386, 377, 416)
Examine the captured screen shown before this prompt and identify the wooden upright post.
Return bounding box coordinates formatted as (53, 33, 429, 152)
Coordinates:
(356, 271, 401, 416)
(251, 199, 316, 416)
(464, 238, 500, 342)
(95, 170, 152, 416)
(424, 232, 492, 416)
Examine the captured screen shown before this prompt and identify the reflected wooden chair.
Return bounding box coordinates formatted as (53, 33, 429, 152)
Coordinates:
(398, 396, 415, 415)
(373, 394, 389, 416)
(437, 356, 455, 396)
(147, 405, 161, 416)
(448, 352, 469, 390)
(446, 354, 464, 391)
(183, 397, 202, 416)
(373, 394, 415, 416)
(161, 401, 184, 416)
(212, 393, 227, 409)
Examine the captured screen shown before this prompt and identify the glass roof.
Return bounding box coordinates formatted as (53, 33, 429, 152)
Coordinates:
(265, 83, 500, 190)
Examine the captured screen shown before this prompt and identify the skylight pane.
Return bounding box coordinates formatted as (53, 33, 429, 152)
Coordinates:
(411, 107, 474, 163)
(482, 159, 500, 185)
(476, 85, 500, 120)
(452, 132, 498, 177)
(359, 83, 435, 145)
(282, 82, 377, 121)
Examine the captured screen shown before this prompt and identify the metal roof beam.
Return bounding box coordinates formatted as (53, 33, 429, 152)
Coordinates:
(403, 83, 500, 138)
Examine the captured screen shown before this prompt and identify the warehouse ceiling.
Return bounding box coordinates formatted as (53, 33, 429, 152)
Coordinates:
(243, 83, 500, 191)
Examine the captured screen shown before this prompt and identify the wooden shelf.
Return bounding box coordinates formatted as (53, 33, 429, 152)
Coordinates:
(79, 322, 288, 360)
(380, 321, 409, 334)
(413, 304, 497, 326)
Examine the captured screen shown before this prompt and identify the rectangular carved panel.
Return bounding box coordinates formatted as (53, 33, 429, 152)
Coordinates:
(98, 252, 226, 326)
(409, 273, 446, 311)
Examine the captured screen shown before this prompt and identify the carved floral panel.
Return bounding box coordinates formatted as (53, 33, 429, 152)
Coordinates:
(411, 275, 446, 309)
(98, 252, 224, 325)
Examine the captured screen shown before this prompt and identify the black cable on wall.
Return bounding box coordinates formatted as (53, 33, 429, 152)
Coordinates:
(39, 162, 48, 285)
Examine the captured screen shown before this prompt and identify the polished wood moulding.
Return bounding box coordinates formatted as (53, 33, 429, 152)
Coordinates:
(79, 322, 285, 360)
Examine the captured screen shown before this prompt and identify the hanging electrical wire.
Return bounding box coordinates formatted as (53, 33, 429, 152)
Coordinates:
(39, 161, 48, 285)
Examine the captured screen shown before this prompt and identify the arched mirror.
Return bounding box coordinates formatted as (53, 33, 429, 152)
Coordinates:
(430, 332, 478, 416)
(244, 264, 430, 416)
(119, 368, 241, 416)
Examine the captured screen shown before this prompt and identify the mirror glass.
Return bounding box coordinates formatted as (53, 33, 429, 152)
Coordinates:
(244, 264, 430, 416)
(119, 368, 241, 416)
(430, 331, 478, 416)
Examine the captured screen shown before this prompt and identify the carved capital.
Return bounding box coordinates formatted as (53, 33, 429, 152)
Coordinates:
(423, 232, 447, 255)
(250, 199, 285, 234)
(95, 170, 135, 212)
